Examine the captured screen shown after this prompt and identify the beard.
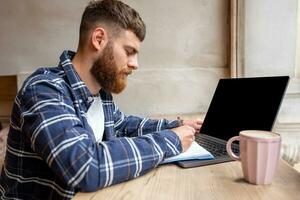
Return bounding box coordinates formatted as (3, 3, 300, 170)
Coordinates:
(90, 41, 128, 94)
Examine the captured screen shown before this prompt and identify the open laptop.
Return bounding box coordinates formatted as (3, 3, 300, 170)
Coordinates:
(177, 76, 290, 168)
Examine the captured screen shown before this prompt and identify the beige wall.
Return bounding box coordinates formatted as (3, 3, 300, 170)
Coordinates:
(0, 0, 230, 116)
(243, 0, 297, 77)
(0, 0, 87, 75)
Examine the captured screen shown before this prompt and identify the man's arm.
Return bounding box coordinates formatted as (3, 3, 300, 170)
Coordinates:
(20, 78, 182, 192)
(113, 104, 181, 137)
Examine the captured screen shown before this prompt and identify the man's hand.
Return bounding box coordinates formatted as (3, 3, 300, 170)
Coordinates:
(182, 119, 202, 133)
(171, 125, 196, 152)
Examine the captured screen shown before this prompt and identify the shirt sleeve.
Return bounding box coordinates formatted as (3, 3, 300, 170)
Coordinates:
(20, 78, 182, 192)
(113, 103, 181, 138)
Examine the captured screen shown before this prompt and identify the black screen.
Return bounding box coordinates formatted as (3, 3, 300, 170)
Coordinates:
(200, 76, 289, 141)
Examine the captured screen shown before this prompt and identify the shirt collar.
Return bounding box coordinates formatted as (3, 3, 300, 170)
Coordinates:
(58, 50, 94, 110)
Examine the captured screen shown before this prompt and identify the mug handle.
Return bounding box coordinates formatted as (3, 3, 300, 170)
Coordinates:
(226, 136, 240, 161)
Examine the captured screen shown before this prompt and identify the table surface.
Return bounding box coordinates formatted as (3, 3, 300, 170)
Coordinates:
(73, 159, 300, 200)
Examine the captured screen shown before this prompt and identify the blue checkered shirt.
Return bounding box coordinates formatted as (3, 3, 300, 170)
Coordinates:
(0, 50, 182, 200)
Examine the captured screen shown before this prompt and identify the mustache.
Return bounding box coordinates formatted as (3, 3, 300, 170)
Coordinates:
(121, 69, 132, 75)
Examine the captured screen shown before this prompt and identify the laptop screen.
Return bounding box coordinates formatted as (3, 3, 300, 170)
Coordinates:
(200, 76, 289, 141)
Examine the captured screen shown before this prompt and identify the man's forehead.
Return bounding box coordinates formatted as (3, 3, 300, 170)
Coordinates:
(116, 30, 141, 51)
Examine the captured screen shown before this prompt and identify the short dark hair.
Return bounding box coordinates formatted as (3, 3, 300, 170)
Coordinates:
(79, 0, 146, 47)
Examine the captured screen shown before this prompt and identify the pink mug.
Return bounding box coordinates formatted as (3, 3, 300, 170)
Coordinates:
(226, 130, 281, 185)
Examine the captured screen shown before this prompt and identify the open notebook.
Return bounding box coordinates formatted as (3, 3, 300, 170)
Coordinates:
(161, 142, 214, 164)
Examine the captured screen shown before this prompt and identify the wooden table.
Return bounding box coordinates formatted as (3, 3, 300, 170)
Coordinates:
(73, 159, 300, 200)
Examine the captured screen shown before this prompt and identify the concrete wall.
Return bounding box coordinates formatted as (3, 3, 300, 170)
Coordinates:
(244, 0, 298, 77)
(0, 0, 87, 75)
(0, 0, 230, 116)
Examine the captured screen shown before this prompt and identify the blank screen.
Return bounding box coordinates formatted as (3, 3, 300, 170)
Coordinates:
(200, 76, 289, 141)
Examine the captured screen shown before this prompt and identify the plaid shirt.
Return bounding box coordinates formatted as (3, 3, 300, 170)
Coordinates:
(0, 51, 182, 200)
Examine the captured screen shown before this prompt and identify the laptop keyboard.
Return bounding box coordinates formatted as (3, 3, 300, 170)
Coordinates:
(195, 134, 239, 157)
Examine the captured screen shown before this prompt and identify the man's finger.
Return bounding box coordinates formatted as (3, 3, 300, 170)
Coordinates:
(187, 126, 196, 134)
(193, 124, 201, 130)
(196, 120, 203, 125)
(191, 135, 195, 141)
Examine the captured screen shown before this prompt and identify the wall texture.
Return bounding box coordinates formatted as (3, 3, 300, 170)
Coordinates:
(244, 0, 297, 77)
(0, 0, 230, 116)
(0, 0, 87, 75)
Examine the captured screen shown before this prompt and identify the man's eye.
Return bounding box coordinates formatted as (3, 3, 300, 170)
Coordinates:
(126, 50, 133, 56)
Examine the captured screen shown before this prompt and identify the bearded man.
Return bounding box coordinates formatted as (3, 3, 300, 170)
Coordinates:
(0, 1, 201, 199)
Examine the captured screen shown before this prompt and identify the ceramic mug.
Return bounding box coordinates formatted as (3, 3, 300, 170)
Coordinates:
(226, 130, 281, 185)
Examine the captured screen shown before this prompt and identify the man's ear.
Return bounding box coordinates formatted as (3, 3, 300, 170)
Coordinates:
(91, 27, 108, 51)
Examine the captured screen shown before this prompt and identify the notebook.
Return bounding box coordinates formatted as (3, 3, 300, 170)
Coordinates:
(176, 76, 290, 168)
(161, 141, 213, 164)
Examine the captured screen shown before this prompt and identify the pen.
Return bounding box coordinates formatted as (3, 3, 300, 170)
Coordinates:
(177, 116, 183, 126)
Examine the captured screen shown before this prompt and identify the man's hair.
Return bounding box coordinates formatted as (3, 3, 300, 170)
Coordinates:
(79, 0, 146, 48)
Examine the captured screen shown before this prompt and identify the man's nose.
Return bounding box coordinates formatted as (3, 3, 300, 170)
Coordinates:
(128, 55, 138, 70)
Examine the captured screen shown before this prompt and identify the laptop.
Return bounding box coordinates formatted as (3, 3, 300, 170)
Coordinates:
(177, 76, 290, 168)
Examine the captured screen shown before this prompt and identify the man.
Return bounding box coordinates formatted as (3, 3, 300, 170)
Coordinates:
(0, 0, 201, 199)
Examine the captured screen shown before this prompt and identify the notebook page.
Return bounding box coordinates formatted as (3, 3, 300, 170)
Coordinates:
(161, 141, 214, 164)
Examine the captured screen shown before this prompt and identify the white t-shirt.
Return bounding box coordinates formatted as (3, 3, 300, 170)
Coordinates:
(86, 96, 105, 142)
